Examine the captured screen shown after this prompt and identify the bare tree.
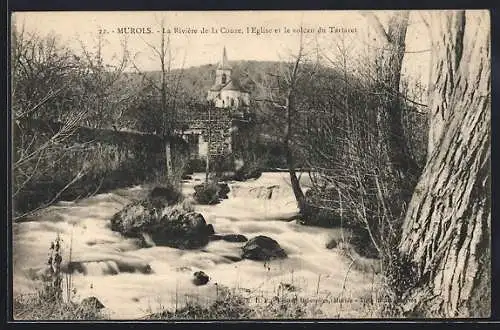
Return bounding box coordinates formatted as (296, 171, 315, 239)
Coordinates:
(132, 18, 181, 180)
(77, 33, 133, 129)
(399, 10, 490, 317)
(11, 24, 91, 218)
(257, 33, 319, 213)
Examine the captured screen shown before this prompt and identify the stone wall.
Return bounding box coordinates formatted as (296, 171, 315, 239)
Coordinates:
(179, 105, 242, 160)
(13, 119, 189, 215)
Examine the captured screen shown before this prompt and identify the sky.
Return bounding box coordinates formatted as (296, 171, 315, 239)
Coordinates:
(12, 10, 434, 96)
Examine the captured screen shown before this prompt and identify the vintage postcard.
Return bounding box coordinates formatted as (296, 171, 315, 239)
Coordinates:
(11, 10, 491, 320)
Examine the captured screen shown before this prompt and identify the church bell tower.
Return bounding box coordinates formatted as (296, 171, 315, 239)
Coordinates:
(215, 46, 232, 85)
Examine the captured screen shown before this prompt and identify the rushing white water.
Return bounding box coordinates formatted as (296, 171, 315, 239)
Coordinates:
(13, 172, 380, 319)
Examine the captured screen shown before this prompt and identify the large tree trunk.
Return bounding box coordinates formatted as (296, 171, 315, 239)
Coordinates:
(380, 11, 417, 181)
(399, 10, 490, 318)
(366, 11, 418, 186)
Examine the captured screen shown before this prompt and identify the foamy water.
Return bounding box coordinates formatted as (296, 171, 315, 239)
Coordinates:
(13, 172, 380, 319)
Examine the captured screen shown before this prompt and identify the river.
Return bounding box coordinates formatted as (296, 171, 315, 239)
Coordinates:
(13, 172, 380, 319)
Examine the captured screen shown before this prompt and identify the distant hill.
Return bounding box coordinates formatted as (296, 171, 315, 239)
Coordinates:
(125, 60, 286, 104)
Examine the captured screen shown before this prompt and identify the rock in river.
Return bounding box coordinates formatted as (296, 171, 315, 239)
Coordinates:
(110, 196, 213, 249)
(192, 271, 210, 286)
(210, 233, 248, 243)
(241, 235, 287, 261)
(325, 238, 338, 249)
(193, 183, 220, 205)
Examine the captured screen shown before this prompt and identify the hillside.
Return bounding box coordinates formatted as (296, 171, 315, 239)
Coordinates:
(126, 60, 285, 103)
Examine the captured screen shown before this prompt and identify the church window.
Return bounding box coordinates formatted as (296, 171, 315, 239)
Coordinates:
(230, 98, 235, 107)
(221, 73, 227, 84)
(188, 134, 198, 145)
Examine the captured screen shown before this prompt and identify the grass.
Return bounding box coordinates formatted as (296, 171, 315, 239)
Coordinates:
(146, 285, 252, 320)
(13, 292, 107, 320)
(145, 284, 329, 320)
(143, 269, 401, 320)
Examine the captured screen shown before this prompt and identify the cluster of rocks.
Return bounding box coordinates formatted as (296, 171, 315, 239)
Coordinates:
(189, 236, 287, 286)
(110, 184, 288, 287)
(110, 185, 214, 249)
(111, 184, 287, 256)
(193, 182, 230, 205)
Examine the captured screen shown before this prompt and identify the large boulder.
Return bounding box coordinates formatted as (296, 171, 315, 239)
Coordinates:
(151, 211, 212, 249)
(193, 182, 230, 204)
(110, 198, 213, 249)
(110, 199, 160, 237)
(241, 235, 287, 261)
(193, 183, 220, 205)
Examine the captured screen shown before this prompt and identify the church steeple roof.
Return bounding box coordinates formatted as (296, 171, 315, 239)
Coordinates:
(221, 78, 245, 92)
(217, 46, 231, 70)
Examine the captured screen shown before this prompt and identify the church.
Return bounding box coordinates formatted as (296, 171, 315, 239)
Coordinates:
(206, 47, 250, 109)
(179, 47, 251, 161)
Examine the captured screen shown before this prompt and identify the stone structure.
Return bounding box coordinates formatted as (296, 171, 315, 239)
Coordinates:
(179, 47, 251, 161)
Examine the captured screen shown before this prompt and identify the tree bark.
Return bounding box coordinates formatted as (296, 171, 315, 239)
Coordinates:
(399, 10, 490, 317)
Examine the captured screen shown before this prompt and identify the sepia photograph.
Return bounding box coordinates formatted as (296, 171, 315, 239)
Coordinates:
(10, 9, 491, 320)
